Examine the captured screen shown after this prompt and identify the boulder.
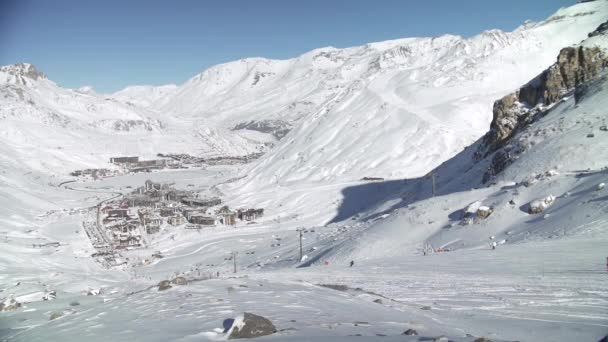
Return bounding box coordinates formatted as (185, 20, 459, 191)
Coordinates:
(49, 311, 64, 320)
(476, 206, 493, 219)
(158, 280, 172, 291)
(474, 338, 492, 342)
(528, 195, 556, 214)
(402, 329, 418, 336)
(0, 297, 21, 312)
(597, 183, 605, 191)
(227, 312, 277, 339)
(171, 276, 188, 285)
(373, 299, 383, 304)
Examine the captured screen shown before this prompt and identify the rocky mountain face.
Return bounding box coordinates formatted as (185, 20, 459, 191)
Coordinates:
(0, 63, 47, 85)
(478, 20, 608, 183)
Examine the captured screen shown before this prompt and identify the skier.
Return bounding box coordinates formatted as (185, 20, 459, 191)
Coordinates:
(349, 260, 354, 267)
(492, 241, 497, 250)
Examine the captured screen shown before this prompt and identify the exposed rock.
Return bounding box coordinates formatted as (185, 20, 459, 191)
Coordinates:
(402, 329, 418, 336)
(0, 63, 47, 85)
(474, 338, 492, 342)
(420, 305, 432, 310)
(482, 45, 607, 154)
(482, 150, 513, 184)
(158, 280, 172, 291)
(373, 298, 383, 304)
(171, 276, 187, 285)
(318, 284, 349, 291)
(476, 206, 494, 219)
(587, 133, 595, 138)
(69, 301, 80, 306)
(49, 311, 64, 320)
(528, 195, 556, 214)
(233, 119, 292, 140)
(432, 336, 449, 342)
(227, 312, 277, 339)
(597, 183, 606, 191)
(0, 297, 21, 311)
(588, 19, 608, 38)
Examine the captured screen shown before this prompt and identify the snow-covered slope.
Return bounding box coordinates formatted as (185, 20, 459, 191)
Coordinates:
(312, 24, 608, 264)
(2, 3, 608, 341)
(161, 0, 608, 186)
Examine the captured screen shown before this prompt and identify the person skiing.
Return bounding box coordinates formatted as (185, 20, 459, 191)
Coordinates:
(349, 260, 354, 267)
(492, 241, 497, 250)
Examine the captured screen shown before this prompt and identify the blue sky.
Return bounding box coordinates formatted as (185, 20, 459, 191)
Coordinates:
(0, 0, 574, 93)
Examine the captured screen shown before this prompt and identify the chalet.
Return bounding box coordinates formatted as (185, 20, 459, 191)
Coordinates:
(182, 208, 203, 221)
(143, 215, 163, 234)
(164, 190, 191, 202)
(160, 207, 179, 217)
(238, 208, 264, 221)
(169, 216, 186, 226)
(115, 235, 141, 249)
(128, 195, 159, 207)
(100, 205, 114, 214)
(145, 180, 162, 192)
(108, 222, 138, 234)
(181, 197, 221, 207)
(190, 215, 216, 226)
(218, 212, 236, 226)
(108, 208, 129, 218)
(110, 156, 139, 164)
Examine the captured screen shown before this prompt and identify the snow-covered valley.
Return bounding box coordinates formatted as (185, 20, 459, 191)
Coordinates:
(2, 1, 608, 341)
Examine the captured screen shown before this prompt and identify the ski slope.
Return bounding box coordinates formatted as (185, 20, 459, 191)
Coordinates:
(1, 1, 608, 341)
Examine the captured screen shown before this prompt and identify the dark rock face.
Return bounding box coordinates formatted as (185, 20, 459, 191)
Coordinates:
(403, 329, 418, 336)
(588, 19, 608, 37)
(0, 298, 21, 312)
(473, 338, 492, 342)
(228, 312, 277, 339)
(484, 46, 606, 153)
(482, 150, 513, 184)
(0, 63, 47, 84)
(158, 280, 172, 291)
(171, 276, 187, 285)
(233, 119, 292, 140)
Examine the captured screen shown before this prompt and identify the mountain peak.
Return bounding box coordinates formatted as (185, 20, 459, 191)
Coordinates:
(0, 63, 47, 85)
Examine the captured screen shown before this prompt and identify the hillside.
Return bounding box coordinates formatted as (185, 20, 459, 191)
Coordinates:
(1, 2, 608, 341)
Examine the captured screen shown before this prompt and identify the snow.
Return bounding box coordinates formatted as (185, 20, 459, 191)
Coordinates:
(1, 1, 608, 341)
(529, 195, 556, 214)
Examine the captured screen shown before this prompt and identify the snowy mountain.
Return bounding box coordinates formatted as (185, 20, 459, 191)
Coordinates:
(313, 21, 608, 263)
(2, 2, 608, 341)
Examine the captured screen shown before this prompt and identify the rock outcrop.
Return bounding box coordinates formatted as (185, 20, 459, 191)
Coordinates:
(171, 276, 187, 285)
(484, 45, 606, 153)
(477, 20, 608, 183)
(0, 297, 21, 311)
(528, 195, 556, 214)
(227, 312, 277, 339)
(158, 280, 172, 291)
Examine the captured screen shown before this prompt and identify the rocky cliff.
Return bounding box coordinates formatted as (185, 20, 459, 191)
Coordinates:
(477, 20, 608, 183)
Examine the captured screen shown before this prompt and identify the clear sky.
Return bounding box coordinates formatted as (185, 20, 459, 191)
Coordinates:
(0, 0, 575, 93)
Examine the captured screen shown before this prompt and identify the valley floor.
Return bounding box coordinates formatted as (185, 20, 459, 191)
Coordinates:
(1, 169, 607, 342)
